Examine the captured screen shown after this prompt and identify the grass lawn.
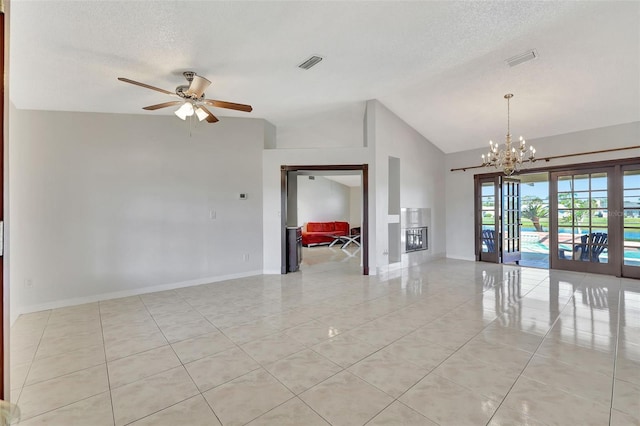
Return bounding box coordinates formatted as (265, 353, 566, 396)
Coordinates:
(483, 217, 640, 242)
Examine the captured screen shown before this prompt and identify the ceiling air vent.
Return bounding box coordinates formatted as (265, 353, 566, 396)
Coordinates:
(506, 49, 538, 67)
(298, 55, 323, 70)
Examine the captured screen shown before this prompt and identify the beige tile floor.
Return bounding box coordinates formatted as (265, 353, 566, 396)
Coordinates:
(8, 246, 640, 425)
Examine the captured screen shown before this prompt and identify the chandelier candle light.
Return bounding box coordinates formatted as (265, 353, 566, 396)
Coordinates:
(482, 93, 535, 175)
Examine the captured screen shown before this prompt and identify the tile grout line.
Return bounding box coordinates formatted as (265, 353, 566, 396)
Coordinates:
(99, 300, 118, 426)
(13, 306, 109, 423)
(12, 309, 52, 419)
(105, 293, 196, 425)
(135, 293, 226, 426)
(607, 279, 623, 425)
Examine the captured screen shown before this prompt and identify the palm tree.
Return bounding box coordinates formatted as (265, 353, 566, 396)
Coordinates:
(522, 196, 548, 232)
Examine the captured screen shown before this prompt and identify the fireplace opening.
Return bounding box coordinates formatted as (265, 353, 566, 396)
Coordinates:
(406, 227, 428, 252)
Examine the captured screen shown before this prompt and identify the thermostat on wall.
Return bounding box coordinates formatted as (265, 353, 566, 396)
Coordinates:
(239, 193, 248, 200)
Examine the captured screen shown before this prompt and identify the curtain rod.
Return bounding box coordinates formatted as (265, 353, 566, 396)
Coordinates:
(450, 145, 640, 172)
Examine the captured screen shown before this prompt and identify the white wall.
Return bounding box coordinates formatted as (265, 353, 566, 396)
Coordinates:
(349, 186, 362, 228)
(368, 100, 447, 273)
(297, 176, 350, 226)
(275, 102, 366, 149)
(445, 121, 640, 261)
(9, 108, 268, 317)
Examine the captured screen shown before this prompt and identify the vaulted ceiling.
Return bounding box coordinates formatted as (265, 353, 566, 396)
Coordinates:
(9, 1, 640, 153)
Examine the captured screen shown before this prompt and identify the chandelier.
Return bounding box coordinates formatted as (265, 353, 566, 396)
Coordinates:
(482, 93, 535, 175)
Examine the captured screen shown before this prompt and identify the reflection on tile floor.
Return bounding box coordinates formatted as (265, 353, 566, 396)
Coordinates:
(9, 247, 640, 425)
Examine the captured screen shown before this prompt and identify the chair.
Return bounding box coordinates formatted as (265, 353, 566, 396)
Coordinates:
(482, 229, 495, 253)
(560, 232, 608, 262)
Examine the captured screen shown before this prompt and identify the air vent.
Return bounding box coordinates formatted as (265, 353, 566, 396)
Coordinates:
(298, 55, 323, 70)
(308, 176, 315, 180)
(506, 49, 538, 67)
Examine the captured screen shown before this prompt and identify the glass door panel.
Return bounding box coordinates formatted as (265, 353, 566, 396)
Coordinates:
(623, 168, 640, 277)
(477, 177, 499, 262)
(481, 183, 496, 253)
(502, 178, 521, 264)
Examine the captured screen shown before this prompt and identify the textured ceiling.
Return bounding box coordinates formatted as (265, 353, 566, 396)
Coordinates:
(9, 1, 640, 153)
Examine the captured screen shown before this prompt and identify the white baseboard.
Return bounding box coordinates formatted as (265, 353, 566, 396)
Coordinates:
(445, 254, 476, 262)
(12, 269, 263, 321)
(262, 269, 282, 275)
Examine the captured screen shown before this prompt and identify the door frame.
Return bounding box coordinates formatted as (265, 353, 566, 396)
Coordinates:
(621, 164, 640, 279)
(549, 166, 619, 275)
(1, 1, 6, 398)
(280, 164, 369, 275)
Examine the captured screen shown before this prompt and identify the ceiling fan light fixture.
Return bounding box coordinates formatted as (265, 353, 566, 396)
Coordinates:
(174, 102, 194, 120)
(194, 106, 208, 122)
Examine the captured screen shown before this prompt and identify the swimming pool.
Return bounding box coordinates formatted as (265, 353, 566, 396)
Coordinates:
(520, 234, 640, 265)
(521, 227, 640, 241)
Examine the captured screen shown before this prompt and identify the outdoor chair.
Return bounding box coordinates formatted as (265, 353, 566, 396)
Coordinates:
(482, 229, 496, 253)
(560, 232, 608, 262)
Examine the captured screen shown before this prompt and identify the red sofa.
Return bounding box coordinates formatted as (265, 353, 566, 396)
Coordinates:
(302, 221, 350, 246)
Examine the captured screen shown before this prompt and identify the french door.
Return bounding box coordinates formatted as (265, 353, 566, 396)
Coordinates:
(477, 161, 640, 278)
(476, 175, 521, 264)
(477, 176, 499, 262)
(550, 167, 617, 275)
(502, 178, 522, 264)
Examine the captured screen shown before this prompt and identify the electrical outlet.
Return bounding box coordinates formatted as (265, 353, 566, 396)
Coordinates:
(25, 278, 33, 288)
(243, 253, 250, 262)
(209, 210, 216, 220)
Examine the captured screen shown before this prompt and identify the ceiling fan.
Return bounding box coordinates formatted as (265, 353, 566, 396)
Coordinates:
(118, 71, 252, 124)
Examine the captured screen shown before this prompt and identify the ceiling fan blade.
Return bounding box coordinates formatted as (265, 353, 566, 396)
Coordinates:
(204, 99, 253, 113)
(198, 105, 219, 123)
(142, 101, 183, 110)
(185, 75, 211, 98)
(118, 77, 174, 95)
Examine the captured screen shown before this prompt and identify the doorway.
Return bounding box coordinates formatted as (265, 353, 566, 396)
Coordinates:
(475, 175, 521, 265)
(520, 172, 550, 268)
(475, 159, 640, 278)
(280, 165, 369, 275)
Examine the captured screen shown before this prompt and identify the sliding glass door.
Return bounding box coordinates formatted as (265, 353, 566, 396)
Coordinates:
(476, 161, 640, 277)
(550, 168, 617, 275)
